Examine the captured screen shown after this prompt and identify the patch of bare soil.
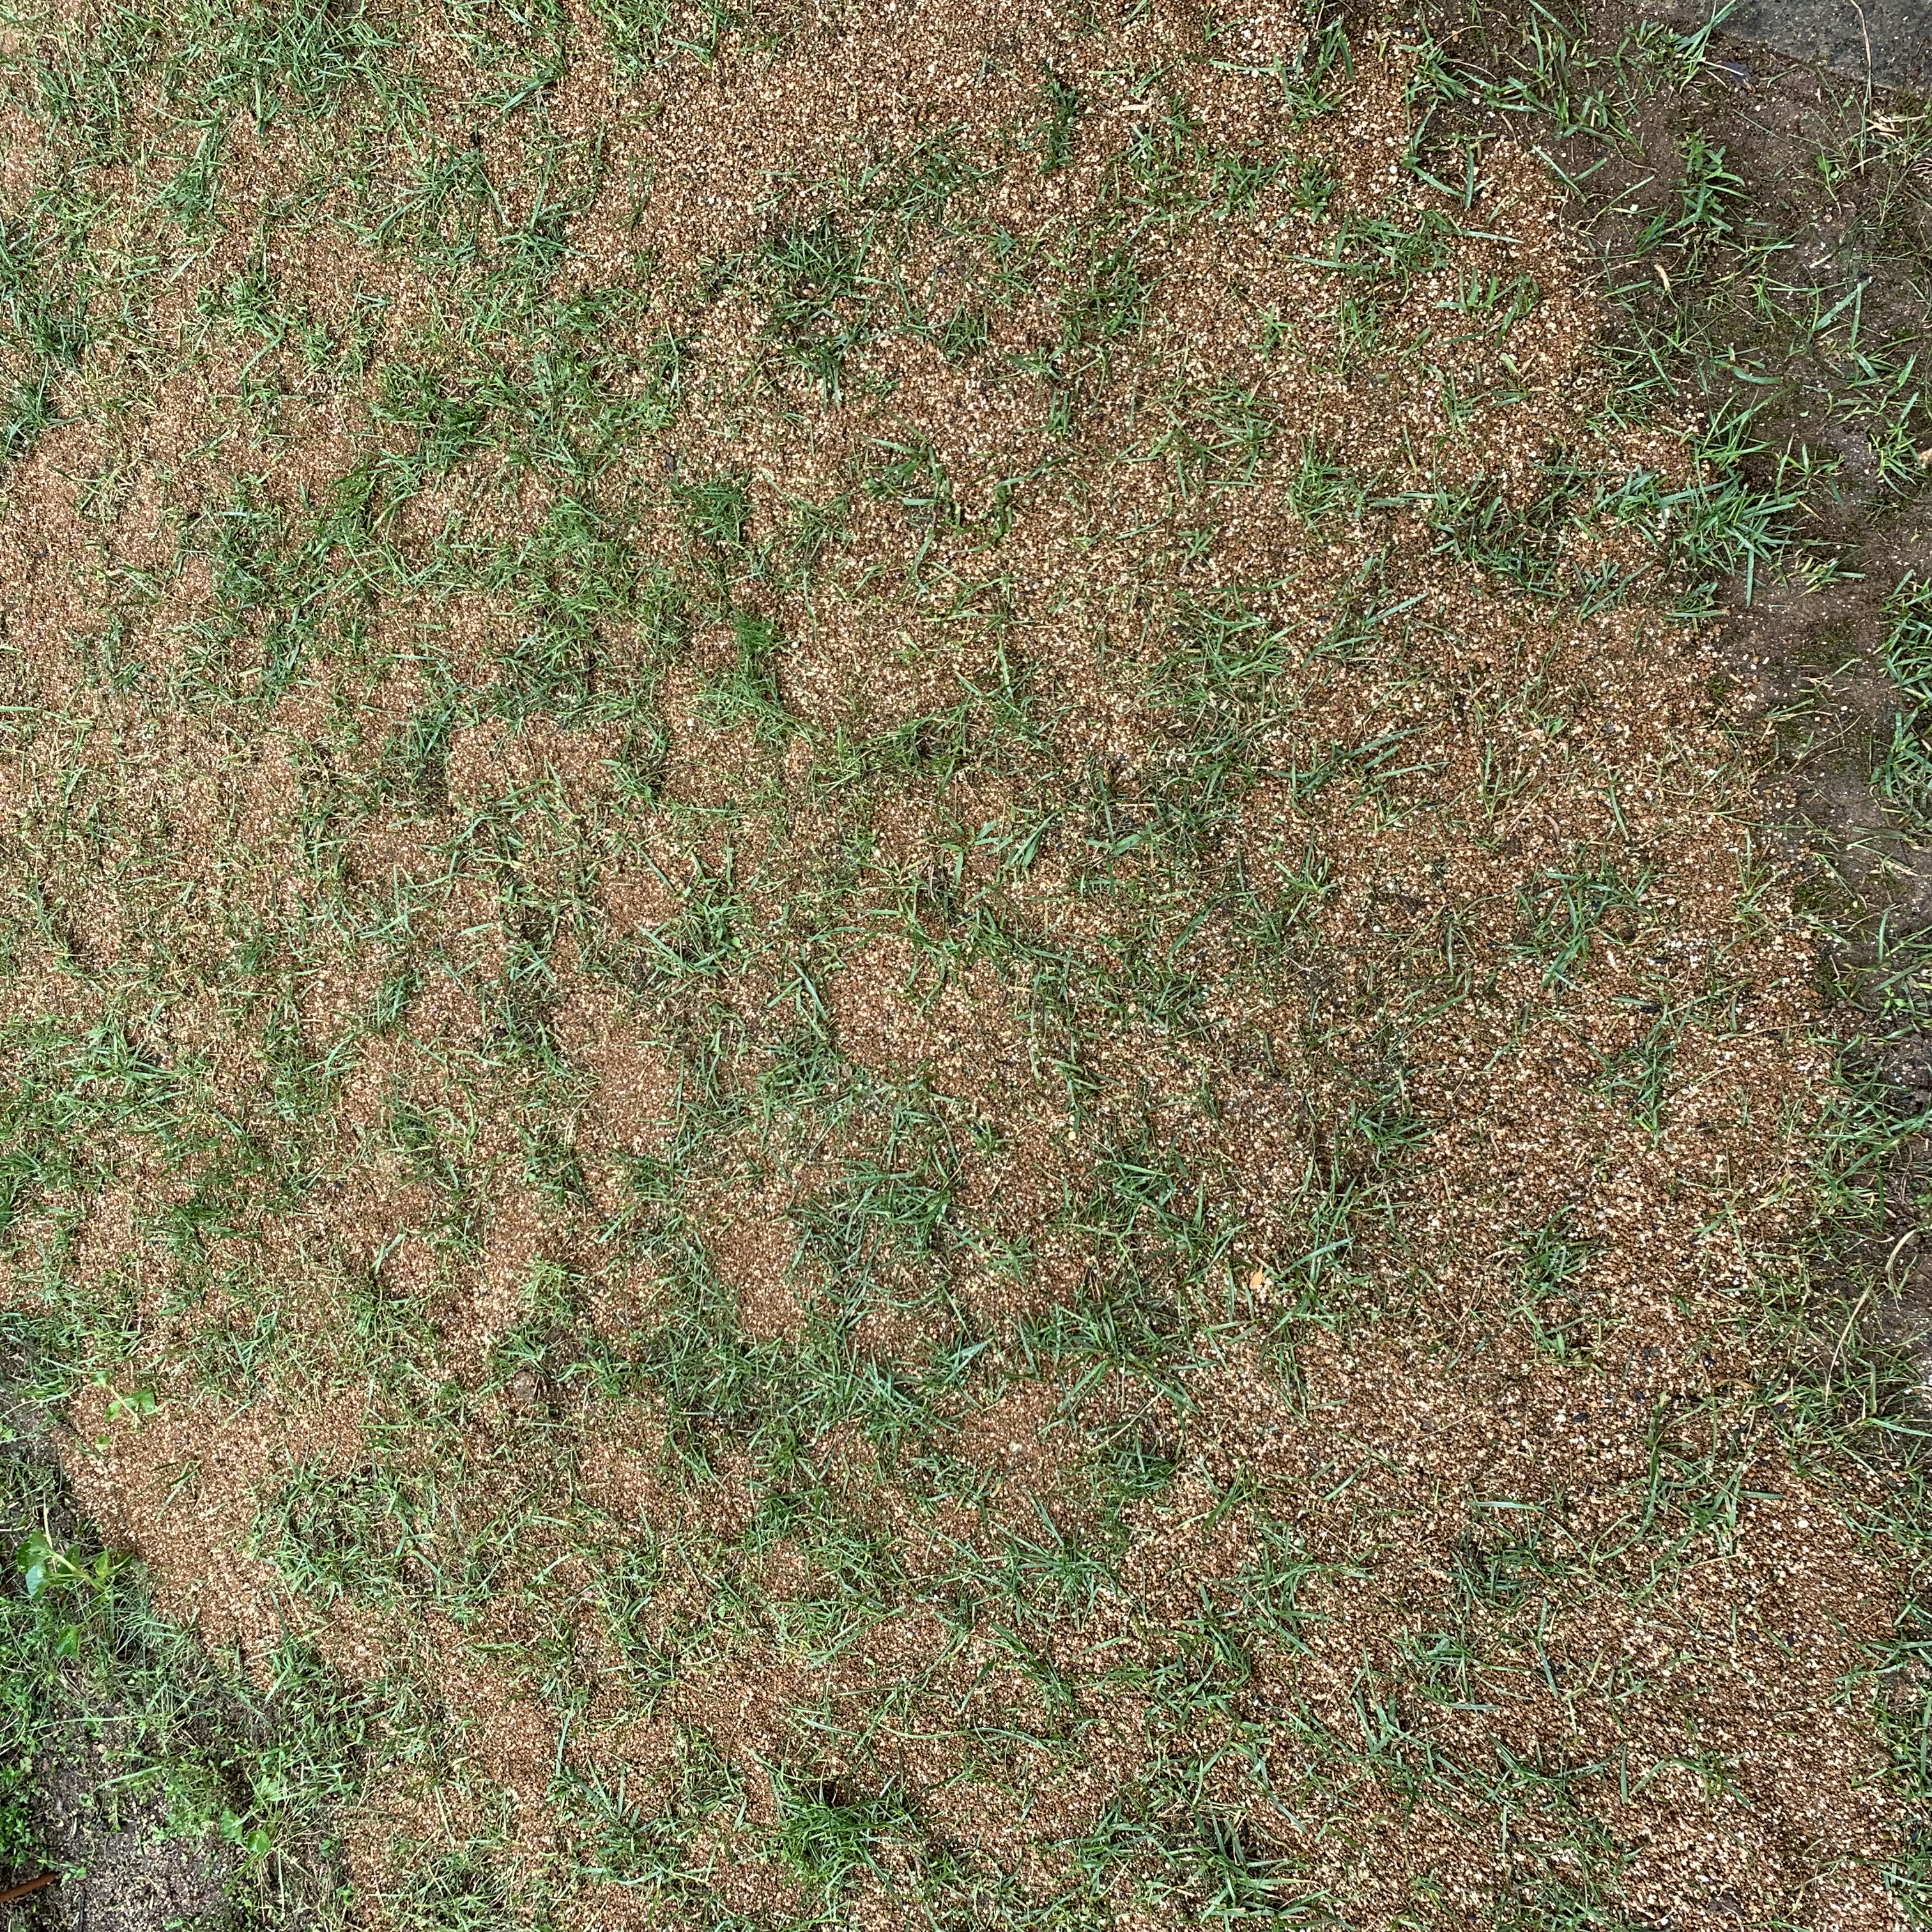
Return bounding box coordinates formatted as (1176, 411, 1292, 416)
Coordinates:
(19, 1776, 226, 1932)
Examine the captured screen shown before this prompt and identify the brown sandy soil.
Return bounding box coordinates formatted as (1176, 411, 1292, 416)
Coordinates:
(1, 0, 1928, 1926)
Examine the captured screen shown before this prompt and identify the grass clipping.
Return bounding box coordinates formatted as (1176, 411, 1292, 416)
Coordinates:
(0, 1, 1922, 1926)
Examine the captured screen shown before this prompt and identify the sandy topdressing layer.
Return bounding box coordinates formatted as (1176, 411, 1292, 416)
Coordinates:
(0, 2, 1919, 1926)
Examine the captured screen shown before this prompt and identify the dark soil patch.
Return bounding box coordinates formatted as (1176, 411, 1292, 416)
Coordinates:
(1728, 0, 1932, 88)
(10, 1790, 226, 1932)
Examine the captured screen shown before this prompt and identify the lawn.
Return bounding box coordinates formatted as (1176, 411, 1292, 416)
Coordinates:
(1, 0, 1929, 1926)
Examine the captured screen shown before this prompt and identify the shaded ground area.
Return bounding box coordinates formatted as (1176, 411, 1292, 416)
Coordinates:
(1, 1, 1929, 1928)
(1726, 0, 1932, 87)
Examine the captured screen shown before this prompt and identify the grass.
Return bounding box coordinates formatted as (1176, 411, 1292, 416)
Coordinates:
(0, 0, 1930, 1925)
